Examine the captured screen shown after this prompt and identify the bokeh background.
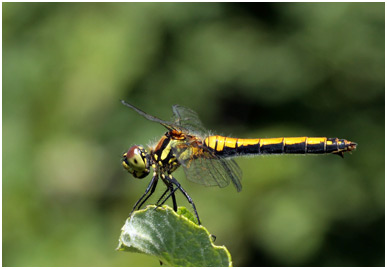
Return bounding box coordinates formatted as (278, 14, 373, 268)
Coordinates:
(3, 2, 384, 266)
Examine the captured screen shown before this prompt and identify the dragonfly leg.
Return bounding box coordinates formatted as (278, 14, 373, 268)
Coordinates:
(166, 174, 201, 225)
(155, 187, 170, 206)
(156, 183, 178, 211)
(136, 176, 159, 210)
(129, 173, 158, 217)
(211, 234, 216, 242)
(157, 186, 179, 209)
(170, 184, 178, 211)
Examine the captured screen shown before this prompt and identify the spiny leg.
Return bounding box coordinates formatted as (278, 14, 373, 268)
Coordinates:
(166, 174, 201, 225)
(129, 174, 158, 217)
(137, 176, 159, 210)
(155, 183, 177, 211)
(155, 187, 170, 206)
(164, 180, 178, 211)
(158, 186, 179, 208)
(170, 184, 177, 211)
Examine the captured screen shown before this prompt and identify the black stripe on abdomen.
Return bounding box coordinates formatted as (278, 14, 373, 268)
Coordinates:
(284, 142, 306, 154)
(260, 143, 283, 154)
(325, 138, 341, 153)
(306, 142, 326, 153)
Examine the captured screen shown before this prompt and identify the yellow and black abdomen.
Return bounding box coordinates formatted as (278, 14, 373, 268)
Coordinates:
(204, 136, 357, 158)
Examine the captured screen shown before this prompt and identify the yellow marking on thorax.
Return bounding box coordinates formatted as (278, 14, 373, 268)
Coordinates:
(168, 157, 177, 164)
(160, 145, 171, 160)
(283, 137, 307, 145)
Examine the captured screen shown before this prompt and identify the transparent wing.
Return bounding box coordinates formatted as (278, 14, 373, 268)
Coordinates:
(171, 105, 207, 136)
(122, 100, 205, 135)
(184, 156, 242, 192)
(121, 100, 183, 131)
(173, 142, 242, 192)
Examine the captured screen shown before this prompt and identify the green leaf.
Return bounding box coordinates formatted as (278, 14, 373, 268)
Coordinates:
(117, 205, 232, 267)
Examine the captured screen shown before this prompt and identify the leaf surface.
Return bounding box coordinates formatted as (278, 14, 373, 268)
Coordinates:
(117, 205, 232, 266)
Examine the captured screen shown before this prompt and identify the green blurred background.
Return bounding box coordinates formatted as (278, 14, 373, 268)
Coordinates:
(3, 2, 384, 266)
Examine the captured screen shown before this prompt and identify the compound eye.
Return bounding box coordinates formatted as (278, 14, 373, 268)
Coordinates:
(127, 146, 146, 170)
(122, 145, 150, 178)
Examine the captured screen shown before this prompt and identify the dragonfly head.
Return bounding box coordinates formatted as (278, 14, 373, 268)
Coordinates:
(122, 145, 150, 178)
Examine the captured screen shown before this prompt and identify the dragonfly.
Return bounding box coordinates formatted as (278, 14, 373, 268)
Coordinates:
(121, 100, 357, 225)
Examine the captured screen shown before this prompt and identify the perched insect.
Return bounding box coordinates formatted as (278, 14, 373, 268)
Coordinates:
(121, 100, 357, 225)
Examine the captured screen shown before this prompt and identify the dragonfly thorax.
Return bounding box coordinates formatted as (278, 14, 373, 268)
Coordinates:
(152, 135, 182, 174)
(122, 145, 151, 178)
